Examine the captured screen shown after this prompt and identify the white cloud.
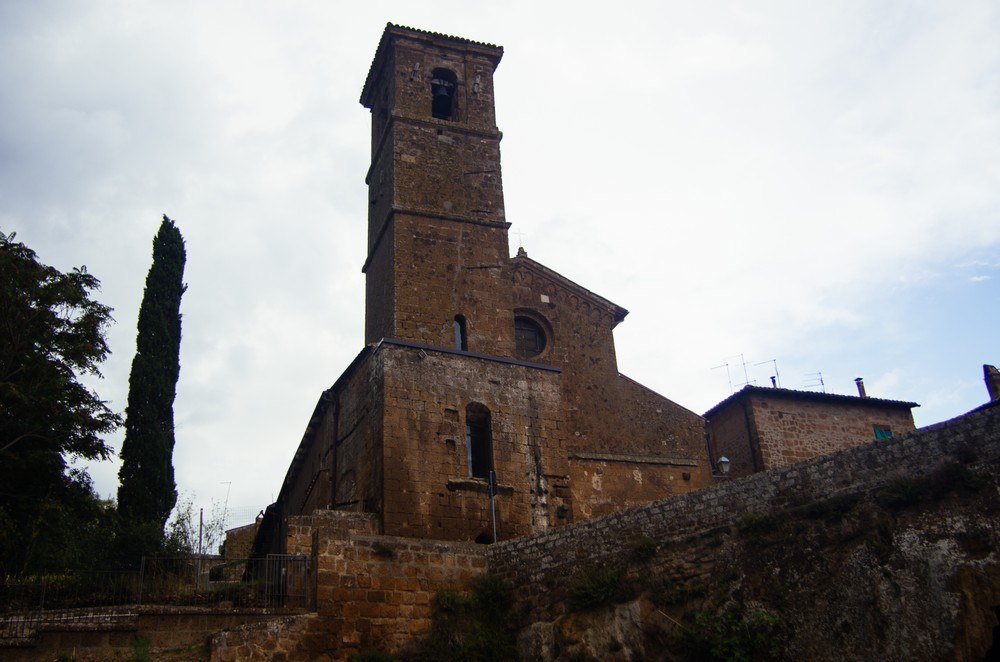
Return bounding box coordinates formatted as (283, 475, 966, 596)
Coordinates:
(3, 0, 999, 516)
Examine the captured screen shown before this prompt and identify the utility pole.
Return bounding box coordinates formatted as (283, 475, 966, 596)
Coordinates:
(488, 470, 498, 543)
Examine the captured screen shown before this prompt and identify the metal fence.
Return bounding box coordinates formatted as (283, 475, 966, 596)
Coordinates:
(0, 554, 311, 644)
(139, 554, 311, 608)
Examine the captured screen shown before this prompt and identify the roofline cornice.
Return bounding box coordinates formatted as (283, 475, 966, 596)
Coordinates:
(512, 254, 628, 325)
(703, 384, 919, 419)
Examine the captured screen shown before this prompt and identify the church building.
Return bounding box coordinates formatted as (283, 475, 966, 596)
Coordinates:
(256, 24, 712, 551)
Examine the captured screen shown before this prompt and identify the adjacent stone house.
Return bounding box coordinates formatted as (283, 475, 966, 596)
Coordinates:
(254, 24, 712, 552)
(703, 384, 918, 479)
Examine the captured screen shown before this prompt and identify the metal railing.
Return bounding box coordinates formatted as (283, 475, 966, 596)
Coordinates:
(139, 555, 311, 608)
(0, 555, 311, 644)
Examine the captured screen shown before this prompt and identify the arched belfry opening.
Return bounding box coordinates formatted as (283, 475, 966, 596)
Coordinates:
(430, 68, 457, 120)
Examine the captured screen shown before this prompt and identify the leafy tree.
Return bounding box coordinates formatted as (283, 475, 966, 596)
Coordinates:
(117, 215, 186, 560)
(0, 230, 120, 574)
(164, 493, 227, 555)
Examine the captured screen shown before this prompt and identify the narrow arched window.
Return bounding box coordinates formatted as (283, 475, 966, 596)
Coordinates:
(454, 315, 468, 351)
(466, 403, 492, 479)
(430, 68, 457, 120)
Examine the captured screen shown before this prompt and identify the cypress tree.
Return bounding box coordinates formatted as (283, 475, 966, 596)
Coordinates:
(117, 215, 186, 557)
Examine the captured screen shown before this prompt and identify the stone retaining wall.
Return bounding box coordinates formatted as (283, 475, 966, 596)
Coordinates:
(2, 607, 296, 662)
(488, 403, 1000, 618)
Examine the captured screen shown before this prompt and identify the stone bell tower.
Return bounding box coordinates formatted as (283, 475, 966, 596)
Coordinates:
(360, 24, 515, 356)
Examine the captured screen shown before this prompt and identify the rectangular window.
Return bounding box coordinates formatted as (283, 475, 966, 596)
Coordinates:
(873, 426, 893, 440)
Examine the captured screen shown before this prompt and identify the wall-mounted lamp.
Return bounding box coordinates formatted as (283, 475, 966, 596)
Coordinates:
(718, 456, 731, 475)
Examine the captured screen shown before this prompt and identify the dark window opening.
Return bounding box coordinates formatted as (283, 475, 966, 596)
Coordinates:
(454, 315, 468, 351)
(515, 316, 546, 358)
(873, 426, 893, 440)
(431, 68, 457, 120)
(474, 532, 492, 545)
(466, 403, 492, 479)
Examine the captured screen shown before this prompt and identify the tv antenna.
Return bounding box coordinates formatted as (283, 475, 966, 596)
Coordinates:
(803, 372, 826, 393)
(711, 362, 734, 394)
(724, 353, 754, 388)
(754, 359, 781, 388)
(220, 481, 232, 530)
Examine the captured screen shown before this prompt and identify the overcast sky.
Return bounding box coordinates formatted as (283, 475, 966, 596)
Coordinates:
(2, 1, 998, 527)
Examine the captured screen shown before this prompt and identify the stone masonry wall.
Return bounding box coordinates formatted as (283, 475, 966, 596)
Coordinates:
(511, 261, 622, 451)
(389, 213, 514, 354)
(245, 509, 487, 660)
(232, 406, 997, 660)
(705, 396, 759, 476)
(488, 403, 1000, 621)
(565, 376, 714, 519)
(379, 343, 568, 541)
(331, 350, 384, 514)
(511, 260, 713, 517)
(363, 28, 510, 350)
(4, 608, 292, 662)
(313, 530, 487, 657)
(750, 392, 916, 472)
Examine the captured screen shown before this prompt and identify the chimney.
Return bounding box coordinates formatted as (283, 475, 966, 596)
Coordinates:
(854, 377, 867, 398)
(985, 364, 1000, 402)
(770, 376, 777, 388)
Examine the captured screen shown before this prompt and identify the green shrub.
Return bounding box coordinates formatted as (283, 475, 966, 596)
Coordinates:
(801, 493, 862, 521)
(649, 578, 701, 607)
(419, 575, 517, 661)
(876, 475, 930, 510)
(351, 651, 395, 662)
(737, 513, 780, 544)
(930, 461, 987, 494)
(675, 608, 784, 661)
(434, 589, 469, 614)
(630, 536, 657, 562)
(472, 573, 512, 621)
(877, 462, 988, 513)
(568, 565, 625, 611)
(132, 636, 151, 662)
(700, 525, 731, 539)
